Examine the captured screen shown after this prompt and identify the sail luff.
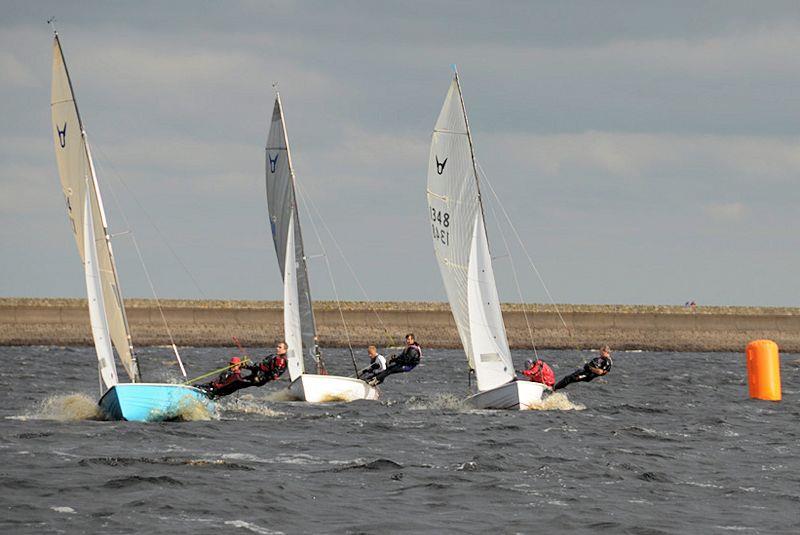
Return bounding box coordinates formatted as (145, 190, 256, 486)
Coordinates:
(266, 94, 321, 372)
(427, 77, 478, 372)
(53, 34, 86, 133)
(277, 93, 321, 370)
(51, 35, 139, 383)
(453, 69, 489, 235)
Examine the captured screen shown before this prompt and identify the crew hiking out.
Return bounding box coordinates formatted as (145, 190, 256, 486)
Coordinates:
(198, 356, 252, 399)
(198, 342, 290, 398)
(247, 342, 289, 386)
(358, 345, 387, 382)
(554, 345, 613, 391)
(368, 333, 421, 386)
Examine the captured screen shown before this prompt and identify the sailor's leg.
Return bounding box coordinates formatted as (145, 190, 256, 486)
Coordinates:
(554, 369, 584, 390)
(360, 370, 376, 381)
(370, 363, 403, 385)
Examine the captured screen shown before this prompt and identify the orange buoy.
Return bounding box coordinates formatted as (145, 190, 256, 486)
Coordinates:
(746, 339, 781, 401)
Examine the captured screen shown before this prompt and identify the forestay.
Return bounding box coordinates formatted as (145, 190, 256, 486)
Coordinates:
(265, 94, 320, 370)
(426, 73, 514, 391)
(51, 35, 139, 383)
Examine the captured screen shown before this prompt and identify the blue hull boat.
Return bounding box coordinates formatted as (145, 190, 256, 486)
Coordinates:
(98, 383, 215, 422)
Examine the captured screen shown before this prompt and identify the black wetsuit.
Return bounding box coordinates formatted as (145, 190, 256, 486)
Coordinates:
(246, 355, 288, 386)
(554, 355, 612, 391)
(370, 344, 421, 385)
(358, 356, 386, 381)
(199, 369, 255, 399)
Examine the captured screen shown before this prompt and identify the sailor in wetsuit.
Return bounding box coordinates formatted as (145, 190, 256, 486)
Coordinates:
(199, 356, 254, 398)
(554, 345, 613, 391)
(358, 345, 387, 381)
(246, 341, 289, 386)
(368, 333, 421, 386)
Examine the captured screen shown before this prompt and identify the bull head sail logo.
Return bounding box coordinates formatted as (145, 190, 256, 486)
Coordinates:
(270, 215, 278, 238)
(436, 156, 447, 175)
(57, 122, 67, 148)
(269, 153, 279, 173)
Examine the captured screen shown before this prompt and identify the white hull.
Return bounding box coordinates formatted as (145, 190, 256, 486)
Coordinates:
(466, 380, 545, 410)
(287, 374, 379, 403)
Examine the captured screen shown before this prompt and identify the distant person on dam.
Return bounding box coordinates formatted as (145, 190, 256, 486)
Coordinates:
(368, 333, 421, 386)
(519, 357, 555, 389)
(358, 345, 387, 382)
(554, 345, 613, 391)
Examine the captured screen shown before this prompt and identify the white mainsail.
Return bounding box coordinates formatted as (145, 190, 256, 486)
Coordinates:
(427, 73, 515, 392)
(283, 213, 305, 380)
(265, 93, 321, 372)
(51, 34, 139, 383)
(83, 189, 119, 391)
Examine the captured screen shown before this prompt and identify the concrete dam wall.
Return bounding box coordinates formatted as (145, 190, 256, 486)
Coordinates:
(2, 298, 799, 352)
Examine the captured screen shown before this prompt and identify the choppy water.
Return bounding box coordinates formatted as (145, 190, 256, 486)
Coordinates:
(1, 346, 798, 534)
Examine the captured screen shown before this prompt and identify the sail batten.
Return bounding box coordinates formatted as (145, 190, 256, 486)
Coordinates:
(427, 73, 514, 391)
(266, 94, 320, 371)
(51, 35, 139, 383)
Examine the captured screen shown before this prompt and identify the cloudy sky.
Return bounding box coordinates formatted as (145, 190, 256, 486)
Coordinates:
(2, 1, 800, 306)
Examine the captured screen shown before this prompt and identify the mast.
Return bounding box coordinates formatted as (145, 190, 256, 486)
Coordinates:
(426, 70, 515, 392)
(453, 67, 490, 237)
(85, 138, 140, 380)
(51, 33, 140, 383)
(266, 91, 325, 374)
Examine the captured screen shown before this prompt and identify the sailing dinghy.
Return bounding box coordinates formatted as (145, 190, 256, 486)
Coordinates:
(426, 70, 545, 410)
(50, 33, 213, 421)
(265, 93, 378, 403)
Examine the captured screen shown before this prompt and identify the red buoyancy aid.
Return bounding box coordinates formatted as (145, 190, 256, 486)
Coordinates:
(259, 355, 287, 379)
(523, 360, 555, 388)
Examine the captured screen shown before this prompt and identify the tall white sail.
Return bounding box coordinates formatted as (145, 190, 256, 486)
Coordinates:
(265, 93, 320, 371)
(283, 214, 305, 380)
(427, 73, 515, 391)
(51, 35, 139, 382)
(83, 189, 119, 391)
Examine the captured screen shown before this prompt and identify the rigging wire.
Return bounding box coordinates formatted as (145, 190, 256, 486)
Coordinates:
(90, 145, 209, 300)
(294, 184, 359, 376)
(485, 192, 538, 359)
(475, 160, 572, 336)
(92, 151, 188, 377)
(295, 181, 397, 349)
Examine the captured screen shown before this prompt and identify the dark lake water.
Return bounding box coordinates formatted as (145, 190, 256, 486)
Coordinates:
(1, 346, 798, 534)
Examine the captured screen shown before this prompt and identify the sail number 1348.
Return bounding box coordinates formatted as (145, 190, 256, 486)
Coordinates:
(431, 208, 450, 246)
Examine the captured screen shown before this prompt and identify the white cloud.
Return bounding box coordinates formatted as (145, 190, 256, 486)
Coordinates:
(484, 131, 800, 183)
(0, 51, 39, 87)
(295, 126, 428, 193)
